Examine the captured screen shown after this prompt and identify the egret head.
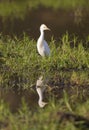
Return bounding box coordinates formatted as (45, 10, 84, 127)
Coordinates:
(38, 100, 48, 108)
(40, 24, 50, 31)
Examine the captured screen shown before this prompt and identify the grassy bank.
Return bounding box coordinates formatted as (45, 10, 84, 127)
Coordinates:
(0, 0, 89, 18)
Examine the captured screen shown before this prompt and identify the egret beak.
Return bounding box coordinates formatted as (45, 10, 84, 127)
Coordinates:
(46, 27, 51, 31)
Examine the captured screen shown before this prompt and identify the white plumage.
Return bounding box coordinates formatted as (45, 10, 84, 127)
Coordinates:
(37, 24, 50, 57)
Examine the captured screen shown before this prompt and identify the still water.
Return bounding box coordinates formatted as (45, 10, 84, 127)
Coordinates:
(0, 70, 89, 112)
(0, 7, 89, 40)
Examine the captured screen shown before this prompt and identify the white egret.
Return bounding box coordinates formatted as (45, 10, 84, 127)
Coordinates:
(37, 24, 50, 57)
(36, 76, 47, 108)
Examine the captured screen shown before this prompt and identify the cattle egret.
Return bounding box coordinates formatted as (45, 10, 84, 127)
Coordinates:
(37, 24, 50, 57)
(36, 76, 47, 108)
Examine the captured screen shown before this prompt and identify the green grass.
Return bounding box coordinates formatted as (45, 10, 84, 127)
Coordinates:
(0, 33, 89, 89)
(0, 94, 89, 130)
(0, 34, 89, 130)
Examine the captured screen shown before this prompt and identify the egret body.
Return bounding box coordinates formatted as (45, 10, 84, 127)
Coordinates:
(37, 24, 50, 57)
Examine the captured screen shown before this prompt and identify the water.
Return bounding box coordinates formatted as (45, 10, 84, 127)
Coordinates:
(0, 70, 89, 112)
(0, 88, 38, 112)
(0, 7, 89, 40)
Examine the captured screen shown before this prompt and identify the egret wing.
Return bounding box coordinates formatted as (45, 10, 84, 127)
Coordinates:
(44, 40, 50, 56)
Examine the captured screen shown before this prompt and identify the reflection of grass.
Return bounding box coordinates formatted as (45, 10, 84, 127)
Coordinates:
(0, 0, 89, 18)
(0, 34, 89, 129)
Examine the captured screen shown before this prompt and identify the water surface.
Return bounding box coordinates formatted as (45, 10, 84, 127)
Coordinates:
(0, 70, 89, 112)
(0, 7, 89, 40)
